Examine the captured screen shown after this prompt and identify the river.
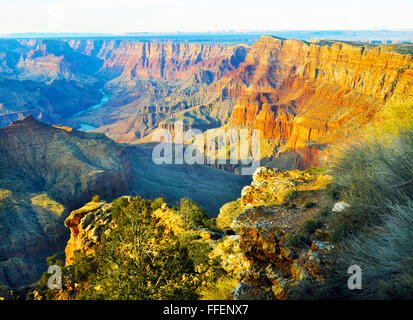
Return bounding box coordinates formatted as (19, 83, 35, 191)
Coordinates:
(74, 89, 109, 132)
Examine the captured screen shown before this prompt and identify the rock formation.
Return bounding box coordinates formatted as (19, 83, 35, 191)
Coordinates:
(67, 39, 248, 83)
(64, 199, 116, 265)
(224, 36, 413, 168)
(215, 167, 335, 299)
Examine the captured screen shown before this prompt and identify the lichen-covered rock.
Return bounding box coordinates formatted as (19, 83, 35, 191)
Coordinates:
(221, 166, 334, 300)
(241, 167, 332, 208)
(231, 282, 274, 300)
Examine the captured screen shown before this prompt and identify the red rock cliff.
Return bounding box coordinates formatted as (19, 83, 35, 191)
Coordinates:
(225, 36, 413, 168)
(67, 39, 249, 83)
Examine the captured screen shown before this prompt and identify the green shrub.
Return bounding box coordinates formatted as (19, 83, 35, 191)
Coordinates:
(151, 197, 165, 210)
(48, 196, 226, 300)
(186, 241, 212, 270)
(301, 219, 322, 235)
(288, 233, 310, 248)
(91, 195, 101, 202)
(73, 197, 200, 300)
(71, 251, 98, 283)
(37, 253, 66, 299)
(304, 202, 317, 209)
(179, 198, 216, 230)
(110, 196, 130, 219)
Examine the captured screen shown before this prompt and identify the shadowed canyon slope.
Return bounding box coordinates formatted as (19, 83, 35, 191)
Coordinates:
(0, 116, 248, 289)
(0, 116, 130, 289)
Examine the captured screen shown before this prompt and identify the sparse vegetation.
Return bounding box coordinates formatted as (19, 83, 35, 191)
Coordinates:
(30, 193, 65, 215)
(180, 198, 220, 231)
(326, 131, 413, 240)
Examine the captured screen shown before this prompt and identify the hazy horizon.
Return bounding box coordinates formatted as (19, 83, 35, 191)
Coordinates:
(0, 0, 412, 34)
(1, 30, 412, 44)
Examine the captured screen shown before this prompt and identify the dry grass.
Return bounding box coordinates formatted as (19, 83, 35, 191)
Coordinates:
(337, 202, 413, 299)
(199, 276, 239, 300)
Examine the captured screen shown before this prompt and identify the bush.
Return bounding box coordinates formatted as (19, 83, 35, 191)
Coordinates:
(110, 196, 130, 219)
(71, 251, 98, 283)
(49, 196, 225, 300)
(73, 197, 200, 300)
(91, 195, 101, 202)
(288, 233, 310, 248)
(304, 202, 317, 209)
(301, 219, 322, 235)
(306, 127, 413, 299)
(37, 253, 66, 299)
(179, 198, 215, 230)
(151, 197, 165, 210)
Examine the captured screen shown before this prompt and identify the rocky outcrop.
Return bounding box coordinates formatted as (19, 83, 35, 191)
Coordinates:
(64, 200, 117, 265)
(216, 167, 335, 300)
(0, 116, 130, 204)
(240, 167, 332, 208)
(230, 207, 334, 300)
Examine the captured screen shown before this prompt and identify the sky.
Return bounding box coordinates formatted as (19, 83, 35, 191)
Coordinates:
(0, 0, 412, 34)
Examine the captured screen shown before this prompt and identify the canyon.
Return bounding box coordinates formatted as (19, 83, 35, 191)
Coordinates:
(0, 35, 412, 293)
(1, 36, 412, 169)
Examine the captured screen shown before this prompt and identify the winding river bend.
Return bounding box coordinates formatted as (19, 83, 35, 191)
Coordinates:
(74, 89, 109, 131)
